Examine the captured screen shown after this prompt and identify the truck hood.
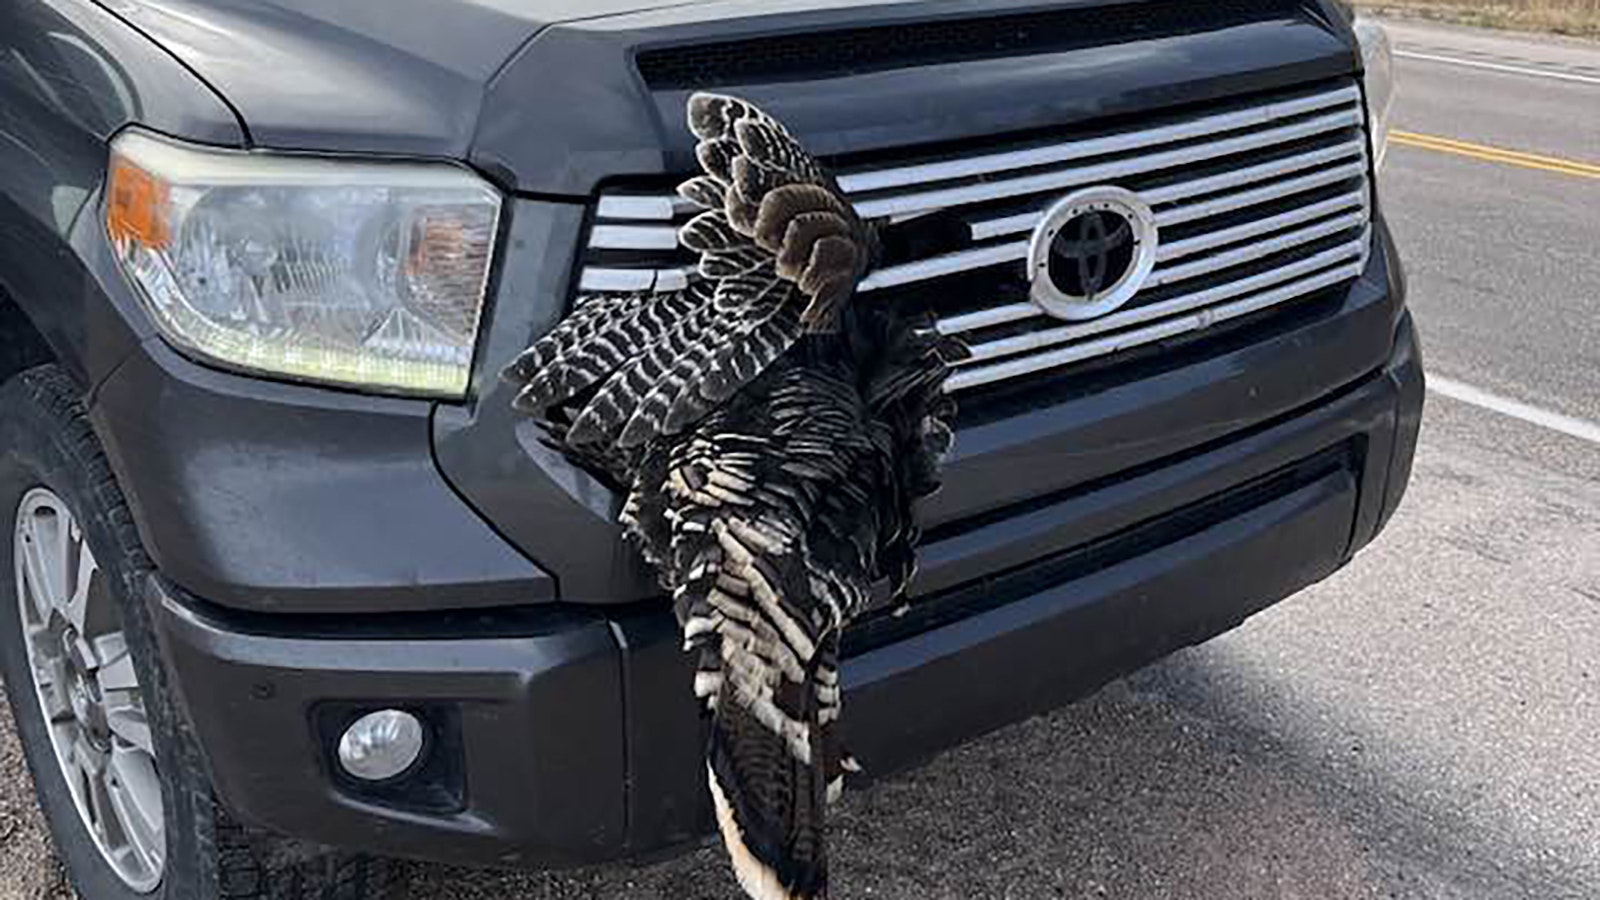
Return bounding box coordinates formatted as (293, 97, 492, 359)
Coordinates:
(103, 0, 1352, 195)
(477, 0, 1356, 194)
(97, 0, 723, 158)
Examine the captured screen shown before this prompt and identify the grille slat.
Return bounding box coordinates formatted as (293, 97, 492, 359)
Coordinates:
(1144, 211, 1368, 289)
(578, 266, 694, 292)
(971, 147, 1368, 240)
(849, 107, 1363, 220)
(859, 242, 1027, 293)
(952, 232, 1370, 367)
(595, 195, 678, 221)
(835, 85, 1359, 195)
(589, 224, 682, 250)
(1156, 189, 1368, 262)
(856, 152, 1369, 294)
(938, 302, 1042, 336)
(945, 256, 1368, 393)
(1144, 148, 1366, 213)
(577, 79, 1372, 395)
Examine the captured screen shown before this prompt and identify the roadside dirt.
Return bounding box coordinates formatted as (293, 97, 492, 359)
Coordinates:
(1357, 1, 1600, 39)
(0, 687, 71, 900)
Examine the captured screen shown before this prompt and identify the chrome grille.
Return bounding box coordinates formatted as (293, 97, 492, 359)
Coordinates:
(578, 80, 1371, 394)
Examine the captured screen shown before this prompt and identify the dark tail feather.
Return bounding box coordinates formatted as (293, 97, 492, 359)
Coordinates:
(706, 669, 830, 900)
(666, 501, 835, 900)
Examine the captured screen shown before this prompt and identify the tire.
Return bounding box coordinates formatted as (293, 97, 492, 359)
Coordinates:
(0, 365, 394, 900)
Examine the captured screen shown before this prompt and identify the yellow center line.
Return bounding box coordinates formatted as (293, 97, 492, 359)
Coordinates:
(1392, 131, 1600, 180)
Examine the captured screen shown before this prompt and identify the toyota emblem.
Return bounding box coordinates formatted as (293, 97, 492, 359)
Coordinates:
(1028, 186, 1159, 321)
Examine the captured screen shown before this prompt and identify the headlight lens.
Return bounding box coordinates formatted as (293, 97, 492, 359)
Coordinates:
(1355, 17, 1396, 171)
(106, 130, 502, 398)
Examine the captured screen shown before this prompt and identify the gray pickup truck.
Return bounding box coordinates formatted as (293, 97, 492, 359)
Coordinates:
(0, 1, 1417, 897)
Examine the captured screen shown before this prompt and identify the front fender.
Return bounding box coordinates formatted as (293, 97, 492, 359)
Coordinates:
(0, 0, 243, 390)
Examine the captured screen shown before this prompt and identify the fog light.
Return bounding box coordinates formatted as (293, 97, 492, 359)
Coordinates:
(337, 710, 425, 782)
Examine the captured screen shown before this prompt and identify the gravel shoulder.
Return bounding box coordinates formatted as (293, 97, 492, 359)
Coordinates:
(0, 685, 70, 900)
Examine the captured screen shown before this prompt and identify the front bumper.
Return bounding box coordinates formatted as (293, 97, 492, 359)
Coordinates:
(149, 310, 1423, 867)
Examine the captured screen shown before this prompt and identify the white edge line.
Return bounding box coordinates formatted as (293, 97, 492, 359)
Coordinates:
(1395, 50, 1600, 86)
(1429, 376, 1600, 446)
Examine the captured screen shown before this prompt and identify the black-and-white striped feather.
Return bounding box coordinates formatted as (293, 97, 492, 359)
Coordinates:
(505, 93, 962, 900)
(507, 94, 871, 454)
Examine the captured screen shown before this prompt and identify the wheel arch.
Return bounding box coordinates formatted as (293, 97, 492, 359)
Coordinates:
(0, 285, 61, 387)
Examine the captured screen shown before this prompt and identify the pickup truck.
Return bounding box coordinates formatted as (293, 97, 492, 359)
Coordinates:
(0, 1, 1419, 897)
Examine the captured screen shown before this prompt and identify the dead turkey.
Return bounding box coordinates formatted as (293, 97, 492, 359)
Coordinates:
(503, 93, 965, 900)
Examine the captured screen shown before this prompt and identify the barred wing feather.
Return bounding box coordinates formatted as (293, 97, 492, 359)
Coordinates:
(503, 93, 871, 450)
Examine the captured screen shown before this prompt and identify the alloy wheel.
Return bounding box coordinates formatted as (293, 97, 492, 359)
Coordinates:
(13, 488, 165, 893)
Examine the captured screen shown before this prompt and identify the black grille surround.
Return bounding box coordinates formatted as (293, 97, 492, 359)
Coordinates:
(636, 0, 1311, 90)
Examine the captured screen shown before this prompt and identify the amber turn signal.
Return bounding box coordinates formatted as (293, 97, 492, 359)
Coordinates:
(106, 156, 171, 250)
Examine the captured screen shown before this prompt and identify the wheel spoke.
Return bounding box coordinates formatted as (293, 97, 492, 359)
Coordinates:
(108, 746, 165, 875)
(69, 730, 112, 835)
(85, 770, 116, 842)
(58, 547, 92, 636)
(105, 700, 155, 756)
(95, 638, 140, 693)
(16, 528, 59, 624)
(35, 661, 75, 724)
(55, 514, 76, 582)
(48, 510, 76, 616)
(70, 728, 105, 777)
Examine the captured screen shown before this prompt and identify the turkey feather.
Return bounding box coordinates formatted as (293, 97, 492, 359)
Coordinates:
(505, 93, 964, 900)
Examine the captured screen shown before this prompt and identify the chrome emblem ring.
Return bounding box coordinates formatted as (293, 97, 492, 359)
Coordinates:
(1028, 186, 1159, 321)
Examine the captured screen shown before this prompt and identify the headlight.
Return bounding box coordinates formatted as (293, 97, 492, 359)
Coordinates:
(1354, 17, 1396, 171)
(106, 130, 502, 398)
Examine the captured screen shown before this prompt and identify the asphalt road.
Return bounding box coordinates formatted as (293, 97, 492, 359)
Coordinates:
(3, 16, 1599, 900)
